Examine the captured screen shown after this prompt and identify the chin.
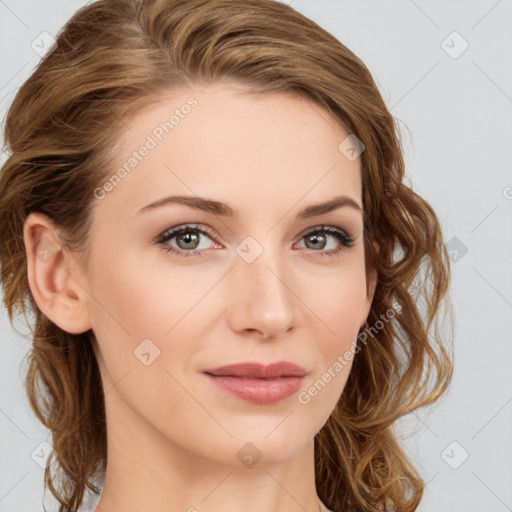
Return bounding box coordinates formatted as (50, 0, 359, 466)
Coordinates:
(231, 424, 313, 468)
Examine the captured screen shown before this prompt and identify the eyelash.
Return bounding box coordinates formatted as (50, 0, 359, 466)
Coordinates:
(155, 223, 355, 259)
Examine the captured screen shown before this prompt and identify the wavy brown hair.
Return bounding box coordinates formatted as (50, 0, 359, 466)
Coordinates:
(0, 0, 454, 510)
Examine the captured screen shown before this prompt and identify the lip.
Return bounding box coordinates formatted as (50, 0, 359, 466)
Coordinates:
(204, 361, 307, 404)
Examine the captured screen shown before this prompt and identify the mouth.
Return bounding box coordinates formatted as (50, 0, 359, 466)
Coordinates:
(203, 361, 307, 404)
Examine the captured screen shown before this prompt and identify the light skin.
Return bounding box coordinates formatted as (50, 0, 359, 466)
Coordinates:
(23, 80, 377, 512)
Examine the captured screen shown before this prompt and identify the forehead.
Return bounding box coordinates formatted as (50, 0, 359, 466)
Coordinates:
(98, 82, 363, 220)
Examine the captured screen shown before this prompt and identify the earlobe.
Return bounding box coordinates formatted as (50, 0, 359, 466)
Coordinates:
(23, 212, 92, 335)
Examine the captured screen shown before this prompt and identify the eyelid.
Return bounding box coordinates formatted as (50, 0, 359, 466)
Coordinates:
(155, 222, 355, 259)
(156, 223, 352, 244)
(155, 222, 214, 240)
(154, 223, 219, 250)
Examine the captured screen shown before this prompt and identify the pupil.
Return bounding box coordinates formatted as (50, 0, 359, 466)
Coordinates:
(307, 233, 325, 250)
(178, 231, 199, 249)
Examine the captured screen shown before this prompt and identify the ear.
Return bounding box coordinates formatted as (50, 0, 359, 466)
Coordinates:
(360, 240, 379, 329)
(23, 212, 92, 334)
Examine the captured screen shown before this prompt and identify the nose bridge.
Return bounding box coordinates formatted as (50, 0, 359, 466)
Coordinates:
(229, 234, 297, 337)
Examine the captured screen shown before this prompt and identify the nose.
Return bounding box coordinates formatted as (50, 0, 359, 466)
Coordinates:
(226, 245, 297, 340)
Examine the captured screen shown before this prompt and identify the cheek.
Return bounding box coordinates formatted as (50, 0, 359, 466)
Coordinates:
(87, 243, 203, 339)
(86, 245, 221, 392)
(297, 256, 368, 339)
(297, 257, 367, 397)
(85, 249, 205, 428)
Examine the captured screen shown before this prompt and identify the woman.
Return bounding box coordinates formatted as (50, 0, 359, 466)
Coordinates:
(0, 0, 453, 511)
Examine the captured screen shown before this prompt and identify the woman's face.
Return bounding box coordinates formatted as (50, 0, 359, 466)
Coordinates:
(80, 81, 375, 467)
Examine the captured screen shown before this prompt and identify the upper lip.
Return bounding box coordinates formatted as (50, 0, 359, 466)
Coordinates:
(204, 361, 307, 379)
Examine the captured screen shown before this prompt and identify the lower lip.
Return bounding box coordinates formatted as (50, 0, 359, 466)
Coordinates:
(205, 374, 305, 404)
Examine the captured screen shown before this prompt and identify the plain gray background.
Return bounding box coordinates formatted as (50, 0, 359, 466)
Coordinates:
(1, 1, 511, 511)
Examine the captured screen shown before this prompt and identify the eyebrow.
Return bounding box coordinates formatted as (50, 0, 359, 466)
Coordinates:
(137, 194, 363, 219)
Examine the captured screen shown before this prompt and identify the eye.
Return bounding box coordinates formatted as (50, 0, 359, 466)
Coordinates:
(295, 226, 355, 258)
(156, 224, 218, 257)
(155, 224, 355, 258)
